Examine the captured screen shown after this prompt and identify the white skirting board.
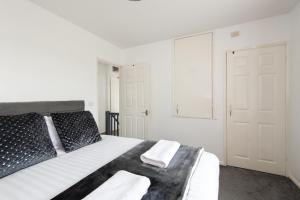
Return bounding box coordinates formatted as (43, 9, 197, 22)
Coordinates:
(289, 171, 300, 189)
(219, 160, 226, 166)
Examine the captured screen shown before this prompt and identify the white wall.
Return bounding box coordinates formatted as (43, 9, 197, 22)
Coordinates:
(124, 15, 290, 162)
(289, 2, 300, 187)
(0, 0, 123, 131)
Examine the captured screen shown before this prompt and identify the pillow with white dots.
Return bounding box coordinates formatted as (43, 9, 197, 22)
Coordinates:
(0, 113, 57, 179)
(51, 111, 101, 153)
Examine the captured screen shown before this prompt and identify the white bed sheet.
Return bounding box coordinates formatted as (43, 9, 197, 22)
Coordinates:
(0, 135, 219, 200)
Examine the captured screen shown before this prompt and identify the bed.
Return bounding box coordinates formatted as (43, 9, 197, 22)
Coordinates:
(0, 101, 219, 200)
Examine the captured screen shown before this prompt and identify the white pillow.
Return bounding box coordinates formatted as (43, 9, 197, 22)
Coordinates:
(44, 116, 66, 156)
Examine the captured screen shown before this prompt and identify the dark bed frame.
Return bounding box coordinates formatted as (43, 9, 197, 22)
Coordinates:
(0, 100, 85, 116)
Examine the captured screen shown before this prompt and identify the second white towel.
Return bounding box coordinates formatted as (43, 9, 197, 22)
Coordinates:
(83, 170, 150, 200)
(140, 140, 180, 168)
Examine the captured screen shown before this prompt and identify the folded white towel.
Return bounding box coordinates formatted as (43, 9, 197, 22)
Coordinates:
(140, 140, 180, 168)
(83, 170, 151, 200)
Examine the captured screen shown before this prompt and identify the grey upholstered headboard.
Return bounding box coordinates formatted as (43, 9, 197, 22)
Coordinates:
(0, 101, 85, 116)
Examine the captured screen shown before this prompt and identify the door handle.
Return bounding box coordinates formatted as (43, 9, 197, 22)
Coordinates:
(142, 110, 149, 116)
(229, 105, 232, 117)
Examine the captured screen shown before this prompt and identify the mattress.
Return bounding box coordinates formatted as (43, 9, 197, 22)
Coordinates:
(0, 135, 219, 200)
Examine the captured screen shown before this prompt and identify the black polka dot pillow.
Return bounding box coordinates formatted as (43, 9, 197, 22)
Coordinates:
(0, 113, 56, 178)
(51, 111, 101, 153)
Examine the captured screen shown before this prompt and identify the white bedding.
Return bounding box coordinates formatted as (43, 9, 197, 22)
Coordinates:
(0, 135, 219, 200)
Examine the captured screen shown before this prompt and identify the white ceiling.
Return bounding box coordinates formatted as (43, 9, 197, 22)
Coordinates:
(29, 0, 299, 48)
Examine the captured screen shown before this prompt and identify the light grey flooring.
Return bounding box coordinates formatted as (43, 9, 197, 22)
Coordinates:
(219, 166, 300, 200)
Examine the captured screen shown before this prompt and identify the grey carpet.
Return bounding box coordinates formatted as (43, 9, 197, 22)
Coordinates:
(219, 166, 300, 200)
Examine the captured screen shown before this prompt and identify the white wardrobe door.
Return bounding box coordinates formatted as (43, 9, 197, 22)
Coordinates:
(173, 33, 213, 119)
(227, 45, 286, 175)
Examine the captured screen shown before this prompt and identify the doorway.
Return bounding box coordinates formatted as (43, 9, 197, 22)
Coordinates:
(97, 62, 120, 135)
(226, 44, 286, 175)
(97, 62, 151, 139)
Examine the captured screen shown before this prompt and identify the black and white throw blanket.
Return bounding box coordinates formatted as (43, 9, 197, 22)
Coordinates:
(52, 141, 203, 200)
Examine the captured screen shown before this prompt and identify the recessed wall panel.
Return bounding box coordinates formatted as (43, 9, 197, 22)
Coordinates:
(234, 122, 249, 159)
(258, 124, 275, 162)
(234, 76, 249, 110)
(259, 75, 274, 111)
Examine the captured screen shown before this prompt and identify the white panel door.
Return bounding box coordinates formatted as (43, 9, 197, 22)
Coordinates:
(120, 64, 150, 139)
(227, 45, 286, 175)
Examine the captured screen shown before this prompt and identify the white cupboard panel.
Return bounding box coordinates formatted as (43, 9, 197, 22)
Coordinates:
(173, 33, 213, 118)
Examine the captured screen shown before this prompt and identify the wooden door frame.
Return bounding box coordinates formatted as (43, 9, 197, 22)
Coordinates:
(119, 63, 151, 139)
(223, 42, 289, 176)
